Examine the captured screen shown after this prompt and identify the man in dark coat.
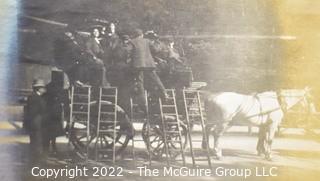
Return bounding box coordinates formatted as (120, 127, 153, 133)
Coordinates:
(42, 71, 68, 155)
(130, 29, 167, 111)
(24, 79, 47, 164)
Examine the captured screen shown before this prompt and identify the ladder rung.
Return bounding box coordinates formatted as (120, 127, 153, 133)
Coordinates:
(73, 93, 90, 97)
(75, 121, 88, 124)
(99, 130, 119, 133)
(72, 102, 89, 105)
(184, 97, 198, 100)
(100, 111, 116, 114)
(101, 95, 116, 97)
(72, 111, 89, 114)
(97, 149, 113, 152)
(164, 131, 181, 134)
(163, 113, 177, 115)
(99, 120, 115, 123)
(188, 114, 201, 116)
(161, 105, 176, 108)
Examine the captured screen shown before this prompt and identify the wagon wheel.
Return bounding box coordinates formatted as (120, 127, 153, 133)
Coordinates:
(69, 119, 96, 158)
(141, 120, 188, 160)
(69, 117, 130, 159)
(94, 123, 130, 160)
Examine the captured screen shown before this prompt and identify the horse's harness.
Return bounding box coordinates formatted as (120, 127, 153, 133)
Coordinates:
(232, 91, 308, 122)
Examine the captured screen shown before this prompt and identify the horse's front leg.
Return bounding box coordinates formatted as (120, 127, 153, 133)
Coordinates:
(256, 125, 267, 156)
(264, 123, 277, 161)
(212, 122, 228, 159)
(258, 120, 277, 161)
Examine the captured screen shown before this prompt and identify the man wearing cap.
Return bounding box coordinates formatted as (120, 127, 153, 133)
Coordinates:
(24, 79, 47, 164)
(129, 29, 167, 110)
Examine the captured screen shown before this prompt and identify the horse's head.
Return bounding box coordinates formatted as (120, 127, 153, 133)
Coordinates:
(278, 87, 313, 112)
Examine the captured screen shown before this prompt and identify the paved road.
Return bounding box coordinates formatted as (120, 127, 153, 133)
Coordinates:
(0, 111, 320, 181)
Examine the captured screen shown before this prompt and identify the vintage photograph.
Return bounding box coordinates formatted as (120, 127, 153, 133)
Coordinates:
(0, 0, 320, 180)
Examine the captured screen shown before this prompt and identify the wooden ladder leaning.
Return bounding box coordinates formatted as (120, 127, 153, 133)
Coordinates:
(159, 89, 186, 166)
(183, 89, 212, 168)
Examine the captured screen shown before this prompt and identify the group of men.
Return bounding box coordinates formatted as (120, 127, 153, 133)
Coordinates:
(54, 23, 168, 104)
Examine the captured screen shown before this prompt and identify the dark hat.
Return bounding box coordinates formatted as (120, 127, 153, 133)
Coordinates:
(121, 34, 130, 40)
(32, 79, 46, 88)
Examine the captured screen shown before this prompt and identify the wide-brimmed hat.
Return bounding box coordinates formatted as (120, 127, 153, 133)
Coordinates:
(32, 79, 46, 88)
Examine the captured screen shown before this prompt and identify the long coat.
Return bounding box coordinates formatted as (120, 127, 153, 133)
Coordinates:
(43, 83, 66, 138)
(130, 37, 156, 70)
(24, 92, 47, 132)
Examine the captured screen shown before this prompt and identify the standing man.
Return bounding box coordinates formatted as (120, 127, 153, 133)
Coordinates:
(130, 29, 167, 110)
(24, 79, 47, 164)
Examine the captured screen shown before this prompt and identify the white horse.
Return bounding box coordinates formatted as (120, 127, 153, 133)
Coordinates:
(202, 87, 311, 160)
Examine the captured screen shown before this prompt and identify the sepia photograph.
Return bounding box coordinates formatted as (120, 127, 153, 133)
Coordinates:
(0, 0, 320, 180)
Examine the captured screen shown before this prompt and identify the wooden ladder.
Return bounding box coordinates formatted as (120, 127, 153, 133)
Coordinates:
(183, 89, 212, 168)
(159, 89, 186, 166)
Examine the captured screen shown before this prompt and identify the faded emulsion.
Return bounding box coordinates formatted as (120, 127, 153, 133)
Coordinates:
(0, 1, 319, 181)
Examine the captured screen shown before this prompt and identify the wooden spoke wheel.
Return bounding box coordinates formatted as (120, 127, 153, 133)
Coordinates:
(94, 123, 130, 160)
(141, 120, 188, 159)
(69, 116, 130, 159)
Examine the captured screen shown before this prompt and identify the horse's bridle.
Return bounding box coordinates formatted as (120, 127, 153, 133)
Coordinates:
(276, 90, 309, 113)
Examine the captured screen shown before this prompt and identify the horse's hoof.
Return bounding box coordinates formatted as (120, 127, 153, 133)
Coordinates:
(215, 155, 223, 160)
(265, 155, 273, 161)
(257, 151, 264, 157)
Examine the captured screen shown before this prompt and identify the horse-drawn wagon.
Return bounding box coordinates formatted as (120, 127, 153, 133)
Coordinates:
(52, 54, 201, 166)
